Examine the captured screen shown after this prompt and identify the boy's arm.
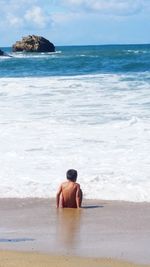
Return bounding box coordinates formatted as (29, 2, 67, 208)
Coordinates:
(76, 184, 81, 208)
(56, 185, 62, 208)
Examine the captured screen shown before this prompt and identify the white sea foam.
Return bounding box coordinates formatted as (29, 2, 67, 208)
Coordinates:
(125, 49, 150, 55)
(12, 50, 62, 59)
(0, 74, 150, 201)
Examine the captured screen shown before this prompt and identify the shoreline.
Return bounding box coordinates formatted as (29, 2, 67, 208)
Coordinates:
(0, 198, 150, 265)
(0, 196, 150, 203)
(0, 251, 149, 267)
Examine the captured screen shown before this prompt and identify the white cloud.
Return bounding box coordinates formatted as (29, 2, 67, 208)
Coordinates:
(60, 0, 148, 16)
(0, 0, 38, 13)
(24, 6, 48, 28)
(6, 13, 23, 27)
(0, 0, 51, 29)
(51, 12, 79, 25)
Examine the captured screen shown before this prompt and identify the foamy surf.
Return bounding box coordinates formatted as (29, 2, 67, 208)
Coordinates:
(0, 73, 150, 201)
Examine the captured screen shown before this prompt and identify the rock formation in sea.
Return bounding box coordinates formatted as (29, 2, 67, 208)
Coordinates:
(0, 49, 12, 57)
(12, 35, 55, 52)
(0, 49, 4, 55)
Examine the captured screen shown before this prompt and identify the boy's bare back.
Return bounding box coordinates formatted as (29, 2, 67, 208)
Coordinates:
(56, 169, 82, 208)
(61, 181, 80, 208)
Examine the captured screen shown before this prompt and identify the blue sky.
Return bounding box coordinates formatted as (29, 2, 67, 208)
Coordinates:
(1, 0, 150, 46)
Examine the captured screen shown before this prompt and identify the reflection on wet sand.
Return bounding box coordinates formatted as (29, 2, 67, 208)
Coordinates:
(56, 209, 82, 249)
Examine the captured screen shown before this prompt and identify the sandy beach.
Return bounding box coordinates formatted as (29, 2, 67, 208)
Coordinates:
(0, 198, 150, 266)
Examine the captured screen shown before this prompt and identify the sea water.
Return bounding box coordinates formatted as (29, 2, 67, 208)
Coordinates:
(0, 44, 150, 201)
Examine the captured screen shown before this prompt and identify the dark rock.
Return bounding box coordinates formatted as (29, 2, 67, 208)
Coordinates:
(12, 35, 55, 52)
(0, 49, 4, 55)
(0, 49, 12, 57)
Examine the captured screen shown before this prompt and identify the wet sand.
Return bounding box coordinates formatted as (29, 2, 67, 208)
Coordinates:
(0, 251, 149, 267)
(0, 198, 150, 266)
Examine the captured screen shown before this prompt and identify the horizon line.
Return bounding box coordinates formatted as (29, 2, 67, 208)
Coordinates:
(1, 42, 150, 48)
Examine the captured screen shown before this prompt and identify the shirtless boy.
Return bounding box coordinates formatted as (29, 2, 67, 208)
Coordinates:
(56, 169, 82, 208)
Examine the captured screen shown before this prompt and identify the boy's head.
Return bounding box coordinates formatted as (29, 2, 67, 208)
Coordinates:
(66, 169, 77, 182)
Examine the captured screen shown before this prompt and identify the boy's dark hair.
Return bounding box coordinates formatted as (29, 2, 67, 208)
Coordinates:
(66, 169, 77, 181)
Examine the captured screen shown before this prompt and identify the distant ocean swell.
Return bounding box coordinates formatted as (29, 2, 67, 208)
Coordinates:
(1, 44, 150, 77)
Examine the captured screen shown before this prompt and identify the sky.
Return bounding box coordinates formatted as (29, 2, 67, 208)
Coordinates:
(0, 0, 150, 46)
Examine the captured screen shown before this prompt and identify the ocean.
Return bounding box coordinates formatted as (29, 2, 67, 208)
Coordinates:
(0, 44, 150, 201)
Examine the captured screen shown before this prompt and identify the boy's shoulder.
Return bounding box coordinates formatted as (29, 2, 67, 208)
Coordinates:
(61, 181, 80, 188)
(61, 181, 68, 186)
